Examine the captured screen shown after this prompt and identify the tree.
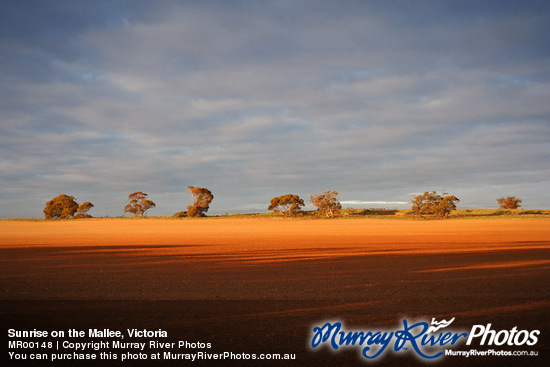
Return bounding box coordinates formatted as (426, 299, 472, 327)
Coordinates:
(497, 196, 522, 209)
(268, 194, 305, 216)
(43, 194, 79, 219)
(411, 191, 459, 219)
(124, 191, 156, 217)
(74, 202, 94, 218)
(186, 186, 214, 217)
(310, 190, 342, 218)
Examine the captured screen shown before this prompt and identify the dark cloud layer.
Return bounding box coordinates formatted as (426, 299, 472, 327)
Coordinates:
(1, 0, 549, 217)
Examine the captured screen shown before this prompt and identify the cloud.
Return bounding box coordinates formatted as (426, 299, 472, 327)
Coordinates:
(1, 1, 549, 217)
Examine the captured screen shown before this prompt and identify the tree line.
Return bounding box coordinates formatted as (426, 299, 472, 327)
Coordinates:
(43, 186, 213, 219)
(43, 186, 523, 220)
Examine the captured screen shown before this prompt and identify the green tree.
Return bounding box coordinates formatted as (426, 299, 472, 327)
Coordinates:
(124, 191, 156, 217)
(43, 194, 79, 219)
(411, 191, 459, 219)
(310, 190, 342, 218)
(497, 196, 522, 209)
(186, 186, 214, 217)
(268, 194, 305, 216)
(74, 202, 94, 218)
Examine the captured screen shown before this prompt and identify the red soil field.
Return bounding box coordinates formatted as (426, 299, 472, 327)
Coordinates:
(1, 218, 549, 366)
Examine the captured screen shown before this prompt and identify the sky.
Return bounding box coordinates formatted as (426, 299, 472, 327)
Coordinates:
(1, 0, 549, 218)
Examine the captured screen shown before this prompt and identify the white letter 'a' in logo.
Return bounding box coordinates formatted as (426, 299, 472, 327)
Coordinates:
(427, 317, 456, 333)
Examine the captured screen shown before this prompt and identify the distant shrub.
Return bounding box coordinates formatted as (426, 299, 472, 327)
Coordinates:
(74, 202, 94, 218)
(44, 194, 79, 219)
(44, 195, 93, 219)
(186, 186, 214, 217)
(519, 210, 541, 215)
(497, 196, 522, 209)
(411, 191, 459, 219)
(268, 194, 305, 216)
(310, 191, 342, 218)
(124, 192, 156, 217)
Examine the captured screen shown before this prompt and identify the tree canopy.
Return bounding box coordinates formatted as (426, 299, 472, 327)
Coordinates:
(124, 191, 156, 217)
(497, 196, 522, 209)
(44, 194, 80, 219)
(411, 191, 459, 219)
(75, 202, 94, 218)
(186, 186, 214, 217)
(268, 194, 305, 216)
(310, 190, 342, 218)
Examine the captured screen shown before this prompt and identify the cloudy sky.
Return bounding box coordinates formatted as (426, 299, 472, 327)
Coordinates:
(1, 0, 549, 217)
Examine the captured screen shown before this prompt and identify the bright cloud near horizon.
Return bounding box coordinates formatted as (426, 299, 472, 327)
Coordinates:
(1, 0, 549, 217)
